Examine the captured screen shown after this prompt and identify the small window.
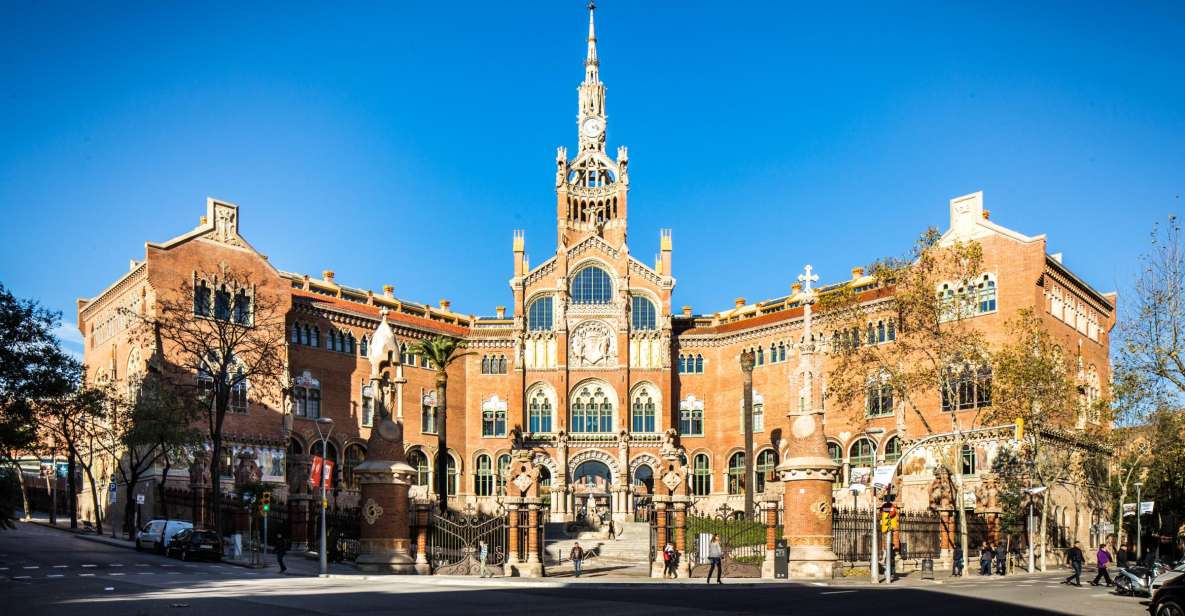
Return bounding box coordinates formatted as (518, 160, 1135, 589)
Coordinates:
(679, 397, 704, 436)
(691, 453, 711, 496)
(727, 452, 745, 495)
(475, 454, 494, 497)
(961, 444, 976, 475)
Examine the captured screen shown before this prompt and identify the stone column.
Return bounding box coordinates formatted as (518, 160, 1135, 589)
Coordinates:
(673, 496, 691, 577)
(761, 496, 779, 578)
(518, 498, 543, 577)
(650, 497, 669, 578)
(506, 498, 521, 568)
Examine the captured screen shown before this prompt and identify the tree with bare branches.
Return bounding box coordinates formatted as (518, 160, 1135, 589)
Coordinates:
(822, 228, 991, 569)
(127, 269, 286, 535)
(410, 336, 472, 514)
(1117, 215, 1185, 403)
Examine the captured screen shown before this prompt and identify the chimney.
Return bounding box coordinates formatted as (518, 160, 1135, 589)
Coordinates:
(322, 270, 335, 284)
(682, 306, 693, 318)
(851, 267, 865, 279)
(513, 230, 526, 277)
(383, 285, 394, 298)
(440, 299, 451, 311)
(791, 282, 802, 294)
(496, 306, 507, 319)
(734, 297, 746, 308)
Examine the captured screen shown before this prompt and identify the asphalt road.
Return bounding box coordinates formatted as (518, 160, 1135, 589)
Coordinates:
(0, 523, 1154, 616)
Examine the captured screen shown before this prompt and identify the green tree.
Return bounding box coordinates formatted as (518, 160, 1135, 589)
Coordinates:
(0, 283, 78, 529)
(410, 336, 472, 514)
(823, 228, 990, 570)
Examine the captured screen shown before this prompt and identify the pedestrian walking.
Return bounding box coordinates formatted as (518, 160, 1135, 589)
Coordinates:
(1116, 542, 1130, 569)
(571, 541, 585, 578)
(607, 520, 616, 541)
(1090, 543, 1113, 587)
(953, 544, 964, 577)
(662, 542, 673, 578)
(1062, 541, 1085, 586)
(706, 534, 723, 584)
(478, 540, 490, 578)
(275, 532, 289, 574)
(995, 543, 1007, 575)
(980, 544, 994, 576)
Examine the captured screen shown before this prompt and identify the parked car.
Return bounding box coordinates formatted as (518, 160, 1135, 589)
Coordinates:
(135, 520, 193, 553)
(1150, 566, 1185, 616)
(165, 529, 223, 562)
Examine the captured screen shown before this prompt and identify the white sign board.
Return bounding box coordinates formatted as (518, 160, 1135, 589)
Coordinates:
(1140, 501, 1155, 515)
(108, 483, 117, 505)
(135, 494, 145, 505)
(872, 466, 896, 490)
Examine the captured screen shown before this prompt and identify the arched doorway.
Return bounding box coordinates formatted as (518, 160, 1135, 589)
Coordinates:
(632, 464, 654, 522)
(572, 460, 612, 527)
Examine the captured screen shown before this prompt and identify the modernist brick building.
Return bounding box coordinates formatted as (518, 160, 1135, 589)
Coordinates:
(76, 6, 1116, 547)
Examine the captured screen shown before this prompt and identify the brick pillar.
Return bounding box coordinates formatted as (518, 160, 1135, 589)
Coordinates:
(523, 499, 542, 577)
(506, 499, 521, 566)
(651, 498, 670, 578)
(414, 503, 430, 574)
(761, 496, 781, 578)
(674, 498, 691, 577)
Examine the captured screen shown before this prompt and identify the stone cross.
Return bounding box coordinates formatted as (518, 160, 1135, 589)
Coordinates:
(797, 264, 819, 293)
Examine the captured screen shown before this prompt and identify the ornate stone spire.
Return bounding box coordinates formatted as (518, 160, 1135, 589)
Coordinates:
(586, 1, 599, 71)
(577, 0, 606, 153)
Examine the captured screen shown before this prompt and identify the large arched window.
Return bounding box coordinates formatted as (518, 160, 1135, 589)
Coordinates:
(496, 454, 511, 495)
(446, 453, 459, 496)
(632, 464, 654, 494)
(631, 296, 657, 330)
(408, 450, 430, 487)
(481, 396, 508, 437)
(538, 466, 552, 507)
(976, 274, 997, 314)
(631, 387, 657, 433)
(475, 454, 494, 497)
(691, 453, 711, 496)
(866, 372, 893, 417)
(849, 438, 875, 468)
(528, 388, 554, 433)
(571, 383, 614, 433)
(193, 280, 211, 316)
(571, 266, 613, 304)
(527, 296, 554, 331)
(755, 449, 777, 493)
(679, 396, 704, 436)
(727, 452, 746, 495)
(343, 444, 366, 489)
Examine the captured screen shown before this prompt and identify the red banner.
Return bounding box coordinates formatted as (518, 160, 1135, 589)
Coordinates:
(309, 456, 335, 490)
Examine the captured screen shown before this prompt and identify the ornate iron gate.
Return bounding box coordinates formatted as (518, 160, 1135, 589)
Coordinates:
(428, 509, 509, 575)
(686, 504, 764, 578)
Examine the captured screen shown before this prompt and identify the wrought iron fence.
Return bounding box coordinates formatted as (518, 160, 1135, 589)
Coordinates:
(428, 508, 510, 575)
(833, 507, 874, 563)
(897, 510, 942, 560)
(685, 504, 764, 578)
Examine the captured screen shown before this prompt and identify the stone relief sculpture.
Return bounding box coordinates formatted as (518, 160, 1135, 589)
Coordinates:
(570, 320, 616, 367)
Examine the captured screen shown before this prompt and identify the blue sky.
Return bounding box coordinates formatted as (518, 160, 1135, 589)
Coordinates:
(1, 2, 1183, 359)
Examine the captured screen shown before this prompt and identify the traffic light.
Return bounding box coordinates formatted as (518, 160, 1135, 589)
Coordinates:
(261, 491, 272, 512)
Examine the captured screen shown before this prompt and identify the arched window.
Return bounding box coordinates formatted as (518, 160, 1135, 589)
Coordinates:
(778, 343, 787, 362)
(849, 438, 875, 468)
(528, 388, 554, 433)
(214, 285, 231, 321)
(290, 322, 300, 344)
(677, 354, 687, 373)
(361, 383, 374, 427)
(497, 356, 507, 374)
(695, 354, 704, 373)
(691, 453, 711, 496)
(294, 374, 321, 418)
(867, 323, 876, 345)
(229, 365, 248, 413)
(538, 466, 552, 507)
(311, 327, 320, 348)
(755, 450, 777, 493)
(571, 383, 613, 433)
(446, 454, 459, 496)
(408, 450, 430, 486)
(679, 396, 704, 436)
(942, 363, 992, 411)
(194, 280, 211, 316)
(421, 394, 438, 434)
(631, 296, 657, 330)
(877, 321, 886, 343)
(360, 335, 369, 358)
(884, 436, 902, 464)
(347, 333, 356, 354)
(527, 296, 554, 331)
(287, 438, 304, 456)
(343, 444, 366, 489)
(481, 396, 508, 437)
(481, 356, 491, 374)
(632, 464, 654, 494)
(887, 319, 896, 341)
(301, 324, 311, 346)
(475, 454, 494, 497)
(756, 346, 764, 365)
(328, 330, 338, 352)
(827, 442, 843, 486)
(631, 388, 657, 433)
(866, 372, 893, 417)
(496, 454, 511, 495)
(571, 266, 613, 304)
(727, 452, 746, 495)
(976, 274, 997, 314)
(232, 289, 251, 324)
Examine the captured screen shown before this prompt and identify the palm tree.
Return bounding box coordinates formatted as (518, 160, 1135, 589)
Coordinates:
(410, 336, 473, 514)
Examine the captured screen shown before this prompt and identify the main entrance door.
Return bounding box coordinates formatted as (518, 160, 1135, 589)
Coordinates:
(572, 460, 612, 528)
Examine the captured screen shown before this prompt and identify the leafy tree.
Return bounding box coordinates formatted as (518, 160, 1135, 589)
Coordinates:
(984, 307, 1081, 569)
(38, 376, 106, 531)
(1142, 410, 1185, 536)
(0, 283, 78, 529)
(823, 228, 989, 571)
(1116, 216, 1185, 403)
(127, 270, 286, 535)
(409, 336, 472, 514)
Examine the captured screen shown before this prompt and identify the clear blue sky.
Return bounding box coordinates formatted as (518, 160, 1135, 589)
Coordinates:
(2, 2, 1183, 359)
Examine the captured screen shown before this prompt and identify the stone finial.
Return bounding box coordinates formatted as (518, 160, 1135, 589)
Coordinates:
(851, 267, 864, 279)
(496, 306, 507, 319)
(681, 306, 692, 317)
(791, 282, 802, 294)
(439, 299, 451, 311)
(383, 285, 394, 297)
(734, 297, 746, 308)
(323, 270, 335, 283)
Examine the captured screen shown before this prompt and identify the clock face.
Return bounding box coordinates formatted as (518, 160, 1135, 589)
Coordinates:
(582, 118, 603, 138)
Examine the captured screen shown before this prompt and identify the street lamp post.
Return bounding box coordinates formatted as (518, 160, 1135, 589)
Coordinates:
(861, 428, 885, 584)
(314, 417, 335, 577)
(1134, 482, 1143, 561)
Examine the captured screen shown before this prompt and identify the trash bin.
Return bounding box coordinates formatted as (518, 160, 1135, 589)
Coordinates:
(921, 557, 934, 580)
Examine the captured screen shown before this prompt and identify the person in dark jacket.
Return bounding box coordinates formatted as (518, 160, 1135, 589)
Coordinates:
(996, 544, 1007, 575)
(275, 532, 289, 573)
(953, 544, 964, 576)
(1062, 542, 1085, 586)
(980, 544, 994, 575)
(1116, 543, 1130, 569)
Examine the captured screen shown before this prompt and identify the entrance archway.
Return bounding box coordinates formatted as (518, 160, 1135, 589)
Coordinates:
(573, 460, 612, 527)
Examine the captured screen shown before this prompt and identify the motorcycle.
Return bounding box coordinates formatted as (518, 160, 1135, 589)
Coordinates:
(1116, 558, 1181, 597)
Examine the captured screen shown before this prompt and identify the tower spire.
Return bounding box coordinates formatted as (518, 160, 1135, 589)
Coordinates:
(586, 1, 598, 70)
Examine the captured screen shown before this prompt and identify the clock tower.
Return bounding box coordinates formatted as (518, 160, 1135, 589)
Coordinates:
(555, 1, 630, 249)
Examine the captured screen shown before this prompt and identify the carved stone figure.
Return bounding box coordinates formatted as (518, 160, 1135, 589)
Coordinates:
(570, 320, 616, 367)
(660, 428, 679, 458)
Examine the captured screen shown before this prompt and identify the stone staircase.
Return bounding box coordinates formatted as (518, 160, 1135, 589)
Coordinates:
(543, 521, 652, 577)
